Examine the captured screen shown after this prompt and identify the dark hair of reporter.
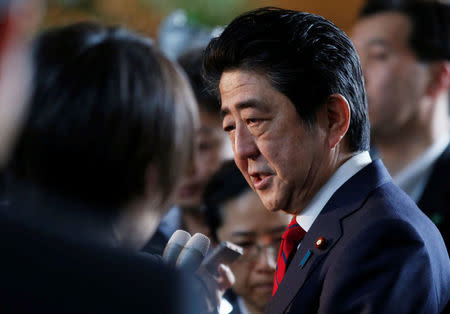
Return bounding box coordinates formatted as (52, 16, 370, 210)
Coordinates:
(8, 22, 197, 238)
(0, 18, 209, 314)
(203, 7, 370, 152)
(203, 160, 250, 243)
(359, 0, 450, 63)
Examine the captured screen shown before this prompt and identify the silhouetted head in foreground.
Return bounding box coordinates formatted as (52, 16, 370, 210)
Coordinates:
(9, 22, 198, 249)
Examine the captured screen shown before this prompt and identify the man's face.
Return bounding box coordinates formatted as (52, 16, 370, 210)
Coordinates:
(219, 70, 330, 215)
(175, 109, 229, 209)
(351, 12, 430, 139)
(217, 190, 290, 312)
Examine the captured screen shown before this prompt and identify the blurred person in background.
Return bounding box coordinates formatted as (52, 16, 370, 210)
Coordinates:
(351, 0, 450, 248)
(143, 47, 231, 254)
(2, 21, 230, 313)
(204, 161, 290, 314)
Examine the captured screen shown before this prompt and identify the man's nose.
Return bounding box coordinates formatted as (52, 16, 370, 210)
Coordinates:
(233, 124, 259, 160)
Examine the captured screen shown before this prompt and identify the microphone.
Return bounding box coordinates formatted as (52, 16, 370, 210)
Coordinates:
(176, 233, 210, 272)
(163, 230, 191, 267)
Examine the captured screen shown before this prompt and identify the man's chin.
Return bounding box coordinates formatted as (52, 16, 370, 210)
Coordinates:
(260, 199, 282, 212)
(248, 298, 269, 313)
(259, 193, 285, 212)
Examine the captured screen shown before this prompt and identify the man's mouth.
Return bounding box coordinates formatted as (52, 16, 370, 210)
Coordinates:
(252, 281, 275, 293)
(250, 172, 273, 190)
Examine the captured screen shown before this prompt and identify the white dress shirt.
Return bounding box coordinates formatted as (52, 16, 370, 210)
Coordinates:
(218, 296, 249, 314)
(393, 134, 450, 202)
(236, 297, 250, 314)
(296, 151, 372, 231)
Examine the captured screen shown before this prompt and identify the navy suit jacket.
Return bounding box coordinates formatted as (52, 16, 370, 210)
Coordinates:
(265, 160, 450, 314)
(418, 143, 450, 249)
(224, 289, 243, 314)
(0, 213, 208, 314)
(0, 179, 207, 314)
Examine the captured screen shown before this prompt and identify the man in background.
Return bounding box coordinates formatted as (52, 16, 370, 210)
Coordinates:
(351, 0, 450, 247)
(204, 161, 290, 314)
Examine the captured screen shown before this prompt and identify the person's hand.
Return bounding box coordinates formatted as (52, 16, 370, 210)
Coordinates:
(197, 264, 235, 312)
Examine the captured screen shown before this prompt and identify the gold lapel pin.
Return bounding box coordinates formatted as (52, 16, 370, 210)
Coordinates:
(315, 237, 327, 250)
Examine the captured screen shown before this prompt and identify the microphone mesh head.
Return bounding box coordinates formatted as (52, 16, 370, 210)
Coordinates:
(187, 233, 210, 255)
(168, 230, 191, 246)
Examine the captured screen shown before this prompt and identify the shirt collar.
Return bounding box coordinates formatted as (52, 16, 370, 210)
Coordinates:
(393, 134, 450, 202)
(236, 297, 250, 314)
(296, 151, 372, 231)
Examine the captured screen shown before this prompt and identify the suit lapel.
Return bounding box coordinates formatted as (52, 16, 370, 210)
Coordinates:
(418, 144, 450, 221)
(265, 160, 391, 314)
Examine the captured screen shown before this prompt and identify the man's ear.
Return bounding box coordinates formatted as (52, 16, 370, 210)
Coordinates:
(425, 61, 450, 99)
(324, 94, 351, 149)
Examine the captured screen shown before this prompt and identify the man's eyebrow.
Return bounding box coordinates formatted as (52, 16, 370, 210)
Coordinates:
(366, 38, 391, 49)
(220, 99, 270, 119)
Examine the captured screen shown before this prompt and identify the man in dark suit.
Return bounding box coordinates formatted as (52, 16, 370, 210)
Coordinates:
(351, 1, 450, 248)
(203, 7, 450, 313)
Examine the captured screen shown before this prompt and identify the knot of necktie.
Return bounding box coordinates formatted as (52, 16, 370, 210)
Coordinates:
(283, 219, 306, 244)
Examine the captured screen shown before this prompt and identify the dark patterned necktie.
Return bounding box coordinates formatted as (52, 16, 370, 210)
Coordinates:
(273, 217, 306, 296)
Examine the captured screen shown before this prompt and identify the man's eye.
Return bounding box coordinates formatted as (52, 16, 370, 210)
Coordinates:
(369, 51, 389, 61)
(223, 125, 235, 132)
(197, 142, 215, 152)
(246, 118, 259, 125)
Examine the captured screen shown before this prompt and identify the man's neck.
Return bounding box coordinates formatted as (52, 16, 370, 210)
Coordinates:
(288, 144, 355, 215)
(374, 97, 449, 176)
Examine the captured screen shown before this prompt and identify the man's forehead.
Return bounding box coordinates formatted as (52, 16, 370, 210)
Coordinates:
(219, 70, 275, 115)
(220, 99, 271, 118)
(352, 12, 411, 47)
(219, 70, 265, 94)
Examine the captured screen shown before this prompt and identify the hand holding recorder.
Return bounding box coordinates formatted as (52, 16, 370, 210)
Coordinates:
(162, 230, 242, 311)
